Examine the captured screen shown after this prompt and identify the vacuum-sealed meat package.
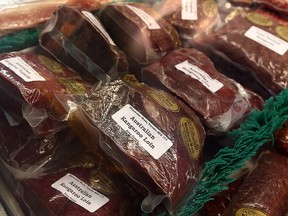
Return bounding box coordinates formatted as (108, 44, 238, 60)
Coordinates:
(40, 6, 128, 83)
(141, 48, 256, 133)
(199, 177, 244, 216)
(75, 79, 206, 213)
(230, 0, 288, 15)
(17, 149, 141, 216)
(156, 0, 220, 44)
(0, 0, 112, 36)
(0, 48, 92, 136)
(229, 0, 253, 6)
(199, 9, 288, 95)
(99, 2, 181, 65)
(274, 122, 288, 157)
(223, 151, 288, 216)
(0, 108, 78, 179)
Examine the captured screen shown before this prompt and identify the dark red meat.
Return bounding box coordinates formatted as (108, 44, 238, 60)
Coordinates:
(40, 6, 128, 83)
(0, 48, 92, 136)
(223, 151, 288, 216)
(156, 0, 220, 43)
(200, 9, 288, 95)
(78, 79, 206, 213)
(141, 48, 254, 133)
(19, 151, 140, 216)
(99, 3, 181, 65)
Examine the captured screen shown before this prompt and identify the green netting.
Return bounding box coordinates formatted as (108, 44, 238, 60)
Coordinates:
(0, 29, 39, 53)
(173, 88, 288, 216)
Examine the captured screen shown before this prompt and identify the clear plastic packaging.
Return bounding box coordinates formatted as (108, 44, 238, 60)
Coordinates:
(199, 177, 245, 216)
(0, 48, 92, 136)
(274, 122, 288, 157)
(154, 0, 221, 45)
(0, 0, 112, 36)
(230, 0, 288, 15)
(99, 2, 181, 65)
(198, 8, 288, 95)
(16, 147, 141, 216)
(0, 108, 81, 179)
(72, 79, 206, 214)
(40, 6, 129, 83)
(141, 48, 259, 134)
(223, 151, 288, 216)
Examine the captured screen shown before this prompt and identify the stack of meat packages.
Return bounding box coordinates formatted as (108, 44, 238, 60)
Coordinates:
(0, 0, 288, 215)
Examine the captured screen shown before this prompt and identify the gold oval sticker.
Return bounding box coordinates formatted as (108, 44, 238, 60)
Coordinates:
(147, 90, 180, 112)
(123, 74, 139, 83)
(236, 208, 268, 216)
(275, 26, 288, 42)
(202, 0, 218, 18)
(58, 78, 86, 94)
(246, 12, 274, 27)
(180, 117, 201, 159)
(39, 55, 64, 74)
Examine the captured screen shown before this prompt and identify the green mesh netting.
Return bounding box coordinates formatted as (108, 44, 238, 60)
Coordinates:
(173, 88, 288, 216)
(0, 29, 39, 53)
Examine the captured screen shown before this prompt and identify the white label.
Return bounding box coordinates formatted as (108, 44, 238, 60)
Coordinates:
(51, 173, 109, 213)
(82, 11, 116, 46)
(0, 57, 46, 82)
(126, 5, 161, 30)
(181, 0, 198, 20)
(245, 26, 288, 55)
(112, 104, 173, 159)
(175, 60, 224, 93)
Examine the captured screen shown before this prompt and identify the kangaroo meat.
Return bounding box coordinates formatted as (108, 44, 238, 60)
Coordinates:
(40, 6, 128, 83)
(78, 79, 205, 213)
(99, 3, 181, 65)
(223, 151, 288, 216)
(255, 0, 288, 15)
(18, 150, 141, 216)
(0, 0, 112, 36)
(156, 0, 220, 43)
(230, 0, 288, 15)
(200, 178, 244, 216)
(0, 109, 76, 178)
(200, 9, 288, 95)
(141, 48, 254, 133)
(274, 122, 288, 157)
(0, 48, 92, 136)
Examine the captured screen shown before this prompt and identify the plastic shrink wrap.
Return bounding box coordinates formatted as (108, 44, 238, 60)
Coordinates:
(16, 146, 141, 216)
(141, 48, 262, 134)
(199, 177, 244, 216)
(68, 79, 206, 214)
(223, 151, 288, 216)
(40, 6, 128, 83)
(274, 122, 288, 157)
(0, 0, 113, 36)
(0, 108, 80, 179)
(155, 0, 220, 44)
(198, 9, 288, 95)
(99, 2, 181, 65)
(0, 48, 92, 136)
(230, 0, 288, 15)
